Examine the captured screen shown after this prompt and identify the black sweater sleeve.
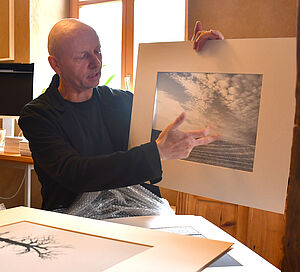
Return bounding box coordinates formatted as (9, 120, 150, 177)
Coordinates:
(18, 92, 162, 195)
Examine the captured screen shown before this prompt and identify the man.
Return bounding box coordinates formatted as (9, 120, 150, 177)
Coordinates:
(18, 19, 223, 214)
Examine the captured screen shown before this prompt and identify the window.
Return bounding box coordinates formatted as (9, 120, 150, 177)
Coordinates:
(79, 1, 122, 89)
(70, 0, 187, 90)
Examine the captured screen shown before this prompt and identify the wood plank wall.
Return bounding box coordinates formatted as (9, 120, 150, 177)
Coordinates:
(282, 1, 300, 271)
(0, 0, 13, 60)
(187, 0, 297, 40)
(172, 0, 298, 269)
(176, 193, 286, 268)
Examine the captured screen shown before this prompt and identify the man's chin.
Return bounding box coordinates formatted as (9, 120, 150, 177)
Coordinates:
(92, 78, 100, 87)
(89, 78, 100, 88)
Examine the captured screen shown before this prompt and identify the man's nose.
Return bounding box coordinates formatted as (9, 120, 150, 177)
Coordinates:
(89, 54, 102, 68)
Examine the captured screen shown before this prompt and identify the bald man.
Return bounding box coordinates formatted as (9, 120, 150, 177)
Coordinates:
(19, 19, 222, 214)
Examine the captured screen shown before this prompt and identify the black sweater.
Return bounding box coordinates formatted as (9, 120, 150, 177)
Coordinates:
(18, 75, 162, 210)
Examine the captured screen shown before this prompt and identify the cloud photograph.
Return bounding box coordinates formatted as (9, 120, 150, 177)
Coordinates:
(152, 72, 263, 172)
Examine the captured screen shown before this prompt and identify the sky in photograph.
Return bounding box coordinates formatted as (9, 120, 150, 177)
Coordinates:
(153, 72, 263, 145)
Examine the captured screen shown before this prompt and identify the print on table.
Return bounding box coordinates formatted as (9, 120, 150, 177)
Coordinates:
(0, 231, 70, 259)
(0, 221, 150, 271)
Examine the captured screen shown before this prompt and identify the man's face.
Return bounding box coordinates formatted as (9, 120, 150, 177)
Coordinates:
(56, 28, 102, 92)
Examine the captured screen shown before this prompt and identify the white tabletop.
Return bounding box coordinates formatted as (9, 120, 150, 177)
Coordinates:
(0, 207, 233, 272)
(107, 215, 280, 272)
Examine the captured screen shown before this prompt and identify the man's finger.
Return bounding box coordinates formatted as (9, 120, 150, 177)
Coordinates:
(156, 112, 186, 143)
(194, 30, 224, 51)
(192, 21, 203, 44)
(194, 31, 213, 51)
(187, 127, 211, 138)
(198, 30, 223, 41)
(211, 30, 224, 40)
(195, 38, 208, 51)
(169, 112, 186, 131)
(194, 135, 220, 146)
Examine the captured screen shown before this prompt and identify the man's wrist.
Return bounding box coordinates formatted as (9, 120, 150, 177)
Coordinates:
(155, 139, 164, 160)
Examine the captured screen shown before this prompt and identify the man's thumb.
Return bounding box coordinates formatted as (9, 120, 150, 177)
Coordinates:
(169, 112, 186, 130)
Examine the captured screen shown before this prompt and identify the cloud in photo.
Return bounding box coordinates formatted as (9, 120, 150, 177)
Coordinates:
(154, 72, 262, 145)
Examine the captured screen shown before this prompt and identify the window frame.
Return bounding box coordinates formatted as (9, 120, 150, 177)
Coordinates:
(70, 0, 188, 90)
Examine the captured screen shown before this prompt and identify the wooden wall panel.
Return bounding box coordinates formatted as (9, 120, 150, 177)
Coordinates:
(0, 0, 29, 63)
(188, 0, 297, 40)
(176, 193, 285, 268)
(176, 193, 249, 243)
(13, 0, 30, 63)
(247, 208, 286, 268)
(0, 0, 14, 60)
(282, 127, 300, 271)
(0, 166, 24, 208)
(160, 187, 178, 206)
(0, 0, 10, 58)
(282, 1, 300, 268)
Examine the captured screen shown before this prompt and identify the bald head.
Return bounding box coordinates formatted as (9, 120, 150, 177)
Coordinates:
(48, 19, 98, 58)
(47, 19, 102, 100)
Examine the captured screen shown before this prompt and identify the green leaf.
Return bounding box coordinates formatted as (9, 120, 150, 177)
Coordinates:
(105, 74, 116, 85)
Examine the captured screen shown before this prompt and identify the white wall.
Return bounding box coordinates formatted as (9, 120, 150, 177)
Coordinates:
(30, 0, 69, 98)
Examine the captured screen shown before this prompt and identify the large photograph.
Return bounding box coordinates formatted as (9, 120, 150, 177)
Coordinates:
(152, 72, 263, 172)
(130, 40, 296, 213)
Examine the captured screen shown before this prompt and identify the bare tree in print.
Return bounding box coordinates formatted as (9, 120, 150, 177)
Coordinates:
(0, 231, 71, 259)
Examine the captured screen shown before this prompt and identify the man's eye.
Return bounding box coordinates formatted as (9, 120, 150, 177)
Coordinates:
(75, 54, 88, 61)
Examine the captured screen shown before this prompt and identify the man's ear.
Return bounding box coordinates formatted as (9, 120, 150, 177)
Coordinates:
(48, 55, 61, 74)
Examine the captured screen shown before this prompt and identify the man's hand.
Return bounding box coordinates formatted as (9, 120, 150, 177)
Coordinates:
(192, 21, 224, 52)
(156, 112, 219, 160)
